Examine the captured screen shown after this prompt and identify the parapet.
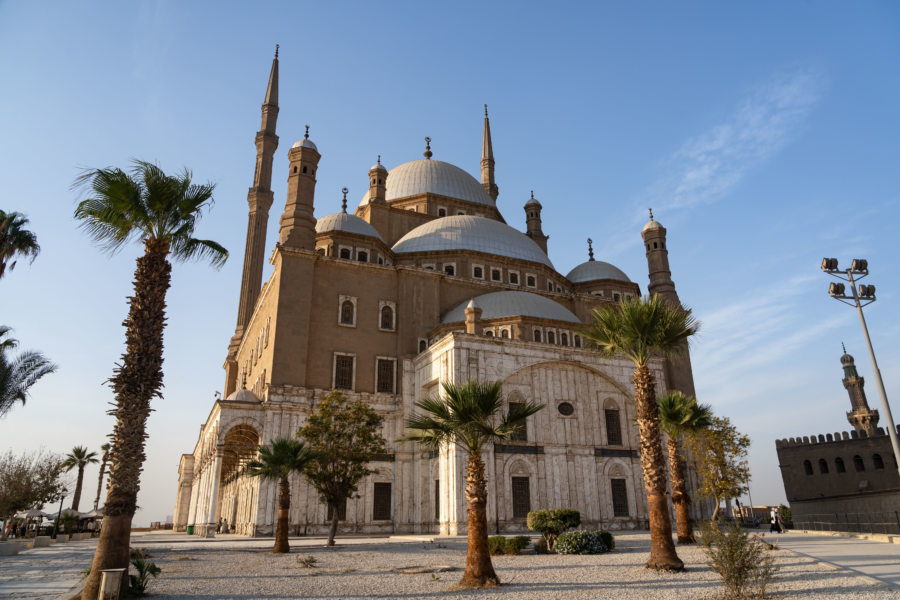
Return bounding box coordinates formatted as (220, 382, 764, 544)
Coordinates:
(775, 424, 898, 448)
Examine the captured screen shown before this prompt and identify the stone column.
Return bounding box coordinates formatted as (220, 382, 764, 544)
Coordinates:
(203, 447, 224, 538)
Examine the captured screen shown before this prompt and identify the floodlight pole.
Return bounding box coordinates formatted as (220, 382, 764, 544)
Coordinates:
(845, 268, 900, 479)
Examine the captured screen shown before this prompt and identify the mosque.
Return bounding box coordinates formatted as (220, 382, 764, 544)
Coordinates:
(173, 50, 698, 537)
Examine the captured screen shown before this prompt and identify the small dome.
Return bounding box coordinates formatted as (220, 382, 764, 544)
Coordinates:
(442, 291, 580, 324)
(359, 159, 494, 207)
(642, 218, 663, 233)
(393, 215, 554, 268)
(841, 351, 855, 366)
(370, 161, 387, 172)
(225, 388, 259, 403)
(566, 260, 632, 283)
(292, 138, 318, 151)
(316, 212, 384, 241)
(524, 192, 542, 209)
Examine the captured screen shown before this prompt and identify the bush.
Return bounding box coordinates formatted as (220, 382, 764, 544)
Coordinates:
(128, 555, 162, 596)
(698, 520, 778, 599)
(533, 536, 550, 554)
(488, 535, 531, 555)
(526, 508, 581, 550)
(554, 530, 614, 555)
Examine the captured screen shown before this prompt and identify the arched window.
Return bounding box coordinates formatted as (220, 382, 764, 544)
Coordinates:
(853, 455, 865, 472)
(418, 339, 427, 353)
(526, 275, 536, 287)
(835, 457, 846, 473)
(560, 333, 568, 346)
(533, 329, 541, 343)
(574, 335, 582, 348)
(339, 248, 351, 259)
(547, 331, 555, 344)
(380, 305, 394, 330)
(473, 266, 483, 279)
(484, 330, 494, 337)
(818, 458, 829, 474)
(803, 460, 813, 475)
(501, 329, 509, 339)
(873, 453, 885, 470)
(357, 251, 368, 263)
(340, 300, 354, 325)
(437, 208, 447, 217)
(444, 265, 455, 276)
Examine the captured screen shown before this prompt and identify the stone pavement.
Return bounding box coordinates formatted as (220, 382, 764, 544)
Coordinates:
(0, 537, 96, 599)
(772, 531, 900, 589)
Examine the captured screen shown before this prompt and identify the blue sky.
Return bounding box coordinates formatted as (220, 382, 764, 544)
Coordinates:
(1, 1, 898, 524)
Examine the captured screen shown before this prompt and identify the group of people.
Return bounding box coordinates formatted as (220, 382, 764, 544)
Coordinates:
(216, 518, 229, 534)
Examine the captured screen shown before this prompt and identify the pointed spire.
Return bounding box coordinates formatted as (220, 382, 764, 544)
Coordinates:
(587, 238, 595, 261)
(341, 187, 348, 213)
(842, 341, 847, 354)
(264, 45, 279, 107)
(424, 136, 432, 159)
(481, 105, 498, 201)
(482, 104, 494, 162)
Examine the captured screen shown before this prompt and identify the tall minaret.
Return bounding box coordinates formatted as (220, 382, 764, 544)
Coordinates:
(842, 344, 880, 436)
(368, 155, 387, 205)
(278, 125, 321, 248)
(641, 209, 696, 397)
(481, 105, 498, 202)
(227, 47, 280, 384)
(524, 191, 548, 254)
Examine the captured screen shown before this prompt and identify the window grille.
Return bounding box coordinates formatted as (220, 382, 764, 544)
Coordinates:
(605, 409, 622, 446)
(340, 300, 354, 325)
(611, 479, 629, 517)
(511, 477, 531, 519)
(373, 482, 392, 520)
(376, 359, 395, 394)
(380, 306, 394, 330)
(335, 355, 354, 390)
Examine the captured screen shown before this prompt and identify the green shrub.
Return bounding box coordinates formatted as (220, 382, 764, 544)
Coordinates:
(526, 508, 581, 550)
(698, 520, 778, 599)
(488, 536, 506, 555)
(128, 555, 162, 596)
(554, 530, 614, 555)
(533, 536, 550, 554)
(488, 535, 532, 555)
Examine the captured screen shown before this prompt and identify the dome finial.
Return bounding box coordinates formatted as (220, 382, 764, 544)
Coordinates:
(377, 154, 381, 165)
(424, 136, 432, 159)
(484, 104, 489, 117)
(842, 341, 847, 354)
(304, 124, 310, 140)
(648, 208, 654, 221)
(530, 190, 534, 200)
(341, 187, 348, 213)
(275, 44, 279, 59)
(587, 237, 595, 262)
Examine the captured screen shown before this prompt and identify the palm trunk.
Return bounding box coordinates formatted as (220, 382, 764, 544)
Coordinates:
(459, 451, 498, 587)
(71, 465, 85, 512)
(667, 437, 693, 544)
(326, 503, 339, 547)
(82, 238, 171, 599)
(634, 365, 684, 571)
(93, 454, 108, 510)
(273, 477, 290, 553)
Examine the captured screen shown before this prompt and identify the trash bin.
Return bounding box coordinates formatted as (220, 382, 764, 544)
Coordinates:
(186, 525, 194, 535)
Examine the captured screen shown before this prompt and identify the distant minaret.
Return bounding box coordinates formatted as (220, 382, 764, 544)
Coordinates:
(641, 209, 695, 397)
(481, 105, 498, 202)
(278, 124, 321, 249)
(227, 46, 280, 388)
(842, 344, 880, 436)
(524, 191, 548, 254)
(368, 155, 387, 205)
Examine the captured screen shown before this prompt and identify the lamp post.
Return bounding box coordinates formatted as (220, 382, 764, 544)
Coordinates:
(822, 258, 900, 478)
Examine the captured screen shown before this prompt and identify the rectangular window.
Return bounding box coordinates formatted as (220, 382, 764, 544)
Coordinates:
(373, 482, 392, 521)
(511, 477, 531, 519)
(605, 409, 622, 446)
(491, 269, 502, 282)
(326, 497, 347, 521)
(334, 355, 354, 390)
(376, 359, 395, 394)
(611, 479, 629, 517)
(434, 480, 440, 520)
(509, 271, 519, 285)
(508, 403, 528, 441)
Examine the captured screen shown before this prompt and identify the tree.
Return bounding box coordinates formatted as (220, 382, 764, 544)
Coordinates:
(93, 443, 111, 510)
(685, 416, 751, 521)
(0, 450, 65, 540)
(579, 295, 699, 571)
(401, 380, 544, 587)
(0, 210, 40, 279)
(62, 446, 99, 512)
(73, 160, 227, 598)
(0, 326, 57, 418)
(657, 391, 712, 544)
(299, 390, 387, 547)
(246, 438, 316, 553)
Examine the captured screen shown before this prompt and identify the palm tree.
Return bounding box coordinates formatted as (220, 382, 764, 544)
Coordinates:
(0, 210, 40, 279)
(0, 326, 57, 418)
(401, 380, 544, 587)
(658, 391, 712, 544)
(93, 443, 111, 510)
(580, 295, 699, 571)
(246, 438, 316, 553)
(62, 446, 99, 512)
(73, 160, 227, 598)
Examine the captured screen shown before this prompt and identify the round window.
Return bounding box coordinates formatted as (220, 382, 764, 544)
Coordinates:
(557, 402, 574, 416)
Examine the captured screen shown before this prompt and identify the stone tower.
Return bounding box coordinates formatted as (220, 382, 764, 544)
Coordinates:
(641, 210, 696, 397)
(226, 47, 280, 396)
(524, 191, 549, 254)
(278, 125, 321, 249)
(368, 156, 387, 205)
(842, 345, 880, 435)
(481, 105, 498, 202)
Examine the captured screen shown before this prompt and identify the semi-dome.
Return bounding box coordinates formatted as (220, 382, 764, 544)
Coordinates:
(442, 291, 580, 324)
(392, 215, 554, 269)
(359, 159, 494, 207)
(566, 260, 632, 283)
(315, 212, 384, 242)
(225, 388, 259, 403)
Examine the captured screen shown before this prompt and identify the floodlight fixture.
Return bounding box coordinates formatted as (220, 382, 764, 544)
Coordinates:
(828, 282, 846, 297)
(858, 284, 876, 299)
(850, 259, 868, 274)
(821, 257, 839, 272)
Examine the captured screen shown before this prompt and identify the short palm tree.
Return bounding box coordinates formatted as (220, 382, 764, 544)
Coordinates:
(580, 295, 699, 571)
(93, 443, 112, 510)
(658, 391, 712, 544)
(73, 160, 227, 598)
(0, 210, 40, 279)
(63, 446, 99, 512)
(0, 326, 57, 418)
(246, 438, 316, 553)
(401, 380, 544, 587)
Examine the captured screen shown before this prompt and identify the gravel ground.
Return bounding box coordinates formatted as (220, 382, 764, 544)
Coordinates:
(141, 533, 898, 600)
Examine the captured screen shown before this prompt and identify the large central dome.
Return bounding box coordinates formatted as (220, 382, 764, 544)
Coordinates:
(392, 216, 554, 269)
(359, 159, 494, 207)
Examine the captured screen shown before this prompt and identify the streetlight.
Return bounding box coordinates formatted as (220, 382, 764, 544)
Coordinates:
(822, 257, 900, 478)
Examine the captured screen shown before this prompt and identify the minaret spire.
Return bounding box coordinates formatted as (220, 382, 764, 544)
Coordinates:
(226, 49, 281, 397)
(481, 105, 498, 202)
(842, 347, 879, 435)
